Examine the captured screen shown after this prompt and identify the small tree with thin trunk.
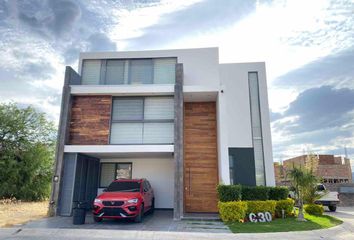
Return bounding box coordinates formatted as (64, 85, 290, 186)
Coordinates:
(287, 166, 319, 221)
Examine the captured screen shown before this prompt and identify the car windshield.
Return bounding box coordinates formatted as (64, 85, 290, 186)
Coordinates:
(106, 181, 141, 192)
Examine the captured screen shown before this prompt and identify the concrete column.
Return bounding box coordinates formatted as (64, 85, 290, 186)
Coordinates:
(173, 64, 184, 220)
(48, 67, 80, 216)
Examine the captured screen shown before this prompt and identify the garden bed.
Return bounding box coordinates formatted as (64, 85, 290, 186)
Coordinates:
(227, 213, 342, 233)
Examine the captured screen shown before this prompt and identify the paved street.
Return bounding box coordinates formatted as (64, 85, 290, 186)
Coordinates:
(0, 208, 353, 240)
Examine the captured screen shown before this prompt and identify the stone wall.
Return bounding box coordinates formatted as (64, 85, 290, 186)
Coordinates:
(68, 96, 112, 145)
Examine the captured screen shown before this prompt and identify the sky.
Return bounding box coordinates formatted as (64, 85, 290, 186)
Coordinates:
(0, 0, 353, 168)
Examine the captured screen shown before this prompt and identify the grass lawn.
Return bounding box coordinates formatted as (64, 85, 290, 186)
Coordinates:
(227, 213, 343, 233)
(0, 200, 48, 227)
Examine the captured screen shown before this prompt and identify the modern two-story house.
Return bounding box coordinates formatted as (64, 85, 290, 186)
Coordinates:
(49, 47, 275, 219)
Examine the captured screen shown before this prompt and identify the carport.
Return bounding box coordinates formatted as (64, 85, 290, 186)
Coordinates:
(57, 149, 175, 216)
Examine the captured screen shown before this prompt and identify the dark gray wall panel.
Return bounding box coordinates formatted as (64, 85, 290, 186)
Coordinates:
(58, 153, 77, 216)
(229, 148, 256, 186)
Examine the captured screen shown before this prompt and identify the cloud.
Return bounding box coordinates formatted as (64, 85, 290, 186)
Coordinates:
(271, 86, 354, 163)
(277, 86, 354, 133)
(274, 48, 354, 89)
(127, 0, 257, 49)
(17, 0, 81, 39)
(87, 33, 117, 52)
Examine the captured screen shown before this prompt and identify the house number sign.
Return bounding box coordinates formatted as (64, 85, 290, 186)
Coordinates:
(249, 212, 272, 223)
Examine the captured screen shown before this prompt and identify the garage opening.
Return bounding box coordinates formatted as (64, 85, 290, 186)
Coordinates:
(98, 158, 174, 209)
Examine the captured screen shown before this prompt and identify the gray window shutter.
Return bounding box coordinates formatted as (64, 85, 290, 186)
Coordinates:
(153, 58, 176, 84)
(130, 59, 153, 84)
(106, 60, 125, 85)
(110, 123, 143, 144)
(81, 60, 101, 85)
(143, 122, 174, 144)
(112, 99, 143, 121)
(144, 97, 174, 120)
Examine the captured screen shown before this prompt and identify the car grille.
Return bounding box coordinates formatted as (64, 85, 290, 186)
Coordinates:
(100, 207, 133, 217)
(102, 201, 124, 206)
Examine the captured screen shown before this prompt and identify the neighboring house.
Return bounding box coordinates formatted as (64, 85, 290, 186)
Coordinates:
(274, 154, 353, 186)
(49, 47, 275, 219)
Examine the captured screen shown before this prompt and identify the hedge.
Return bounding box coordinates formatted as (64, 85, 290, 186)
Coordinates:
(246, 200, 277, 216)
(275, 199, 295, 217)
(269, 187, 289, 200)
(241, 186, 269, 201)
(305, 204, 324, 216)
(218, 201, 247, 222)
(218, 199, 295, 222)
(216, 185, 289, 202)
(217, 184, 242, 202)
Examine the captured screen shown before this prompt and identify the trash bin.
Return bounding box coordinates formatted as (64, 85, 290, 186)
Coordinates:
(73, 201, 87, 225)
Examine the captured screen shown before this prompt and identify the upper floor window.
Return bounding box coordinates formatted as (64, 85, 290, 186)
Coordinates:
(81, 58, 177, 85)
(110, 96, 174, 144)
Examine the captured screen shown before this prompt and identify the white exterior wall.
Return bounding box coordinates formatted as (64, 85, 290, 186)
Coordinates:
(79, 47, 220, 89)
(219, 62, 275, 186)
(76, 48, 275, 187)
(99, 158, 174, 209)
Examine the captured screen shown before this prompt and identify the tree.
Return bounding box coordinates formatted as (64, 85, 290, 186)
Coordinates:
(287, 166, 319, 221)
(0, 103, 56, 201)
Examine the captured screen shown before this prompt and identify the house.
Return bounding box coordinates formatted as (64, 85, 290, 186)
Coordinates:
(274, 154, 353, 186)
(49, 47, 275, 219)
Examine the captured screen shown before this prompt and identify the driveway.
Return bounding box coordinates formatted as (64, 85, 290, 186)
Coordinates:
(1, 208, 353, 240)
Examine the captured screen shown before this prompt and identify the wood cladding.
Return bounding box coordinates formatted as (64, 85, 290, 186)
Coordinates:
(184, 102, 218, 213)
(68, 96, 112, 145)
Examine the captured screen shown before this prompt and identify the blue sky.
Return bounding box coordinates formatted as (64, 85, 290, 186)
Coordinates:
(0, 0, 353, 167)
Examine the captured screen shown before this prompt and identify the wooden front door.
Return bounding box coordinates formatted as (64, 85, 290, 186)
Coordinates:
(184, 102, 218, 213)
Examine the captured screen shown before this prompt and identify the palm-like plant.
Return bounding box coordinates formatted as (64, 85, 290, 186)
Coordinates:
(287, 167, 320, 221)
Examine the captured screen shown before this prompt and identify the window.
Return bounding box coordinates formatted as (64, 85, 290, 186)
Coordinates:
(105, 60, 125, 84)
(110, 97, 174, 144)
(81, 60, 101, 85)
(81, 58, 176, 85)
(248, 72, 265, 186)
(106, 181, 141, 192)
(99, 163, 132, 188)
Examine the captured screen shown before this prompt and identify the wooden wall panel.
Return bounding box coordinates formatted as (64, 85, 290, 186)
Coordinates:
(184, 102, 218, 213)
(68, 96, 112, 145)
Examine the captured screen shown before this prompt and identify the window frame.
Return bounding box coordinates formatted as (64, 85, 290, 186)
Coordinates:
(99, 162, 133, 188)
(109, 96, 174, 145)
(81, 57, 177, 85)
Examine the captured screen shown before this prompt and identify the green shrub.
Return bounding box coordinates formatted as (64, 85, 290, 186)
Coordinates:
(275, 199, 294, 217)
(246, 200, 277, 215)
(242, 186, 269, 201)
(305, 204, 324, 216)
(269, 187, 289, 200)
(217, 184, 242, 202)
(218, 201, 247, 222)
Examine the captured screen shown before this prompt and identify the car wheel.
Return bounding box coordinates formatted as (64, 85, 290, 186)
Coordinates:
(328, 205, 337, 212)
(135, 204, 144, 223)
(93, 216, 102, 222)
(150, 199, 155, 214)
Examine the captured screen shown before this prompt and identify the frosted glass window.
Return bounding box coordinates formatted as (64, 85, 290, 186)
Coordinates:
(143, 122, 174, 144)
(81, 60, 101, 85)
(130, 59, 153, 84)
(106, 60, 125, 85)
(153, 58, 176, 84)
(100, 163, 115, 187)
(249, 72, 265, 186)
(112, 99, 143, 121)
(144, 97, 174, 120)
(110, 123, 143, 144)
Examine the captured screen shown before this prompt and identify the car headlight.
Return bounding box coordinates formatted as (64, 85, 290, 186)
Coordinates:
(94, 199, 102, 203)
(127, 198, 138, 204)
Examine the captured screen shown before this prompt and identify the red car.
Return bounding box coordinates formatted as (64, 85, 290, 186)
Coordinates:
(93, 179, 154, 223)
